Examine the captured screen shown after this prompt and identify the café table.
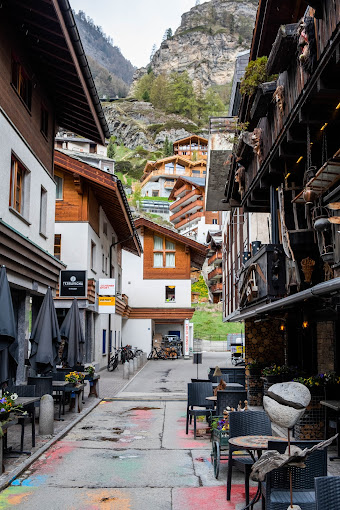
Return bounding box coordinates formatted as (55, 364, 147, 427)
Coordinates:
(52, 381, 69, 420)
(321, 400, 340, 460)
(228, 435, 286, 510)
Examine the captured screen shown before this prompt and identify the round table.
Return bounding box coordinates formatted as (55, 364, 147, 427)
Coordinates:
(228, 435, 287, 510)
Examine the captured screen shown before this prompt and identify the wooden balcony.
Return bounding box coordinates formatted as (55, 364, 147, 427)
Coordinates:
(170, 200, 203, 223)
(208, 250, 222, 266)
(210, 282, 223, 293)
(174, 183, 192, 198)
(164, 181, 175, 189)
(208, 266, 222, 281)
(170, 189, 202, 212)
(175, 211, 204, 230)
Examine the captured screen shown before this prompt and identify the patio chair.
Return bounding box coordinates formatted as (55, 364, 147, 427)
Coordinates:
(186, 382, 214, 439)
(7, 384, 37, 453)
(227, 410, 272, 506)
(216, 389, 247, 415)
(315, 476, 340, 509)
(262, 440, 328, 510)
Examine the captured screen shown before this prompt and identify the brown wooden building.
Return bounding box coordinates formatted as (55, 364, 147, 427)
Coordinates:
(173, 135, 208, 159)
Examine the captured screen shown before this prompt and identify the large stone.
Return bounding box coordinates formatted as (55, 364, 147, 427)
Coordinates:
(267, 382, 311, 410)
(263, 396, 306, 429)
(39, 394, 54, 435)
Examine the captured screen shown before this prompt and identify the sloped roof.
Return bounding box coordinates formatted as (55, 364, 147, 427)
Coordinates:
(3, 0, 110, 144)
(54, 150, 142, 256)
(134, 217, 208, 269)
(173, 135, 208, 145)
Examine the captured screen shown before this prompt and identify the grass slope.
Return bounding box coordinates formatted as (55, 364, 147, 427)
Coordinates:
(191, 304, 243, 340)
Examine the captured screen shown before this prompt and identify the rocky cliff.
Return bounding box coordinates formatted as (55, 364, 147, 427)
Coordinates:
(133, 0, 257, 92)
(103, 100, 203, 151)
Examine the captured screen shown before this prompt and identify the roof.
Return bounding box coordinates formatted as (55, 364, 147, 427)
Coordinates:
(3, 0, 110, 144)
(57, 149, 114, 164)
(206, 230, 222, 244)
(134, 217, 208, 269)
(54, 150, 142, 256)
(143, 155, 206, 173)
(173, 135, 208, 145)
(169, 176, 205, 200)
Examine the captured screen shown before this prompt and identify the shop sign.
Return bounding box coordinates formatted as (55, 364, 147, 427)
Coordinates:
(98, 279, 115, 296)
(60, 270, 87, 297)
(184, 319, 189, 357)
(98, 296, 116, 314)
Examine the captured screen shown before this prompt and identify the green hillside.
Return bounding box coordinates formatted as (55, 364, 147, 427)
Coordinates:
(191, 304, 244, 340)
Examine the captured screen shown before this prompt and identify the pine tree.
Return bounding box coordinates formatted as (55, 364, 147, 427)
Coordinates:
(166, 28, 173, 39)
(167, 72, 197, 120)
(150, 44, 157, 61)
(150, 74, 170, 110)
(107, 136, 116, 159)
(163, 137, 173, 157)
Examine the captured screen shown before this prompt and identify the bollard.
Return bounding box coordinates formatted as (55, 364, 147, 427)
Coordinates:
(133, 356, 138, 372)
(137, 354, 141, 369)
(143, 352, 148, 365)
(123, 361, 129, 379)
(128, 359, 134, 377)
(39, 394, 54, 435)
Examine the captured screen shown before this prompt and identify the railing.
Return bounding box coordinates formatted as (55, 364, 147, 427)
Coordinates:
(210, 282, 223, 293)
(170, 200, 203, 223)
(175, 211, 204, 229)
(208, 266, 222, 281)
(174, 183, 192, 198)
(208, 250, 222, 266)
(170, 189, 202, 211)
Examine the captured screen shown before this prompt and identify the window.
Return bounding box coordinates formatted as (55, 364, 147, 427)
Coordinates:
(102, 329, 107, 355)
(176, 164, 185, 175)
(91, 241, 96, 271)
(212, 219, 218, 225)
(55, 174, 63, 200)
(153, 236, 176, 268)
(152, 190, 159, 197)
(102, 253, 105, 272)
(103, 221, 107, 236)
(9, 155, 29, 217)
(165, 286, 176, 302)
(165, 162, 174, 174)
(54, 234, 61, 260)
(11, 54, 32, 110)
(41, 106, 48, 138)
(39, 187, 47, 236)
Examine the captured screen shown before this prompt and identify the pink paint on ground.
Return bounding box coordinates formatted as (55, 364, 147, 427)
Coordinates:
(28, 441, 77, 475)
(176, 427, 210, 448)
(173, 485, 257, 510)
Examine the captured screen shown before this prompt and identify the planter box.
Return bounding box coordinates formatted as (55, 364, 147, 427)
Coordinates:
(250, 81, 277, 126)
(246, 374, 263, 406)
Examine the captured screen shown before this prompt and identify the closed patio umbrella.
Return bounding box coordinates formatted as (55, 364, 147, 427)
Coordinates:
(29, 287, 61, 375)
(60, 299, 84, 367)
(0, 266, 18, 384)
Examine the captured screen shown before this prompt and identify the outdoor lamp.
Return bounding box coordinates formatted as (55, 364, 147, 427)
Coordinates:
(302, 320, 309, 329)
(213, 366, 223, 378)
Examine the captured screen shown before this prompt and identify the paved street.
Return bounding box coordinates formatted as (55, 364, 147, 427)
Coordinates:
(0, 353, 259, 510)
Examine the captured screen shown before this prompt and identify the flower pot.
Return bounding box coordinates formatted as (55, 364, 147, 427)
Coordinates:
(0, 411, 10, 422)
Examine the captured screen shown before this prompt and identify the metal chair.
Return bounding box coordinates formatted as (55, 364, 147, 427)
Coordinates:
(186, 382, 214, 439)
(227, 410, 272, 506)
(216, 389, 247, 415)
(262, 440, 328, 510)
(315, 476, 340, 510)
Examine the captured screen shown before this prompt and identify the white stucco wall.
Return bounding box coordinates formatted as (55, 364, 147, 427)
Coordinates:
(0, 109, 56, 254)
(122, 318, 152, 353)
(178, 217, 220, 244)
(122, 245, 191, 308)
(141, 181, 160, 197)
(249, 213, 270, 244)
(94, 312, 122, 369)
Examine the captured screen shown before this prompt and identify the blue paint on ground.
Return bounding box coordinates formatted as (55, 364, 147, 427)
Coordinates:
(11, 475, 47, 487)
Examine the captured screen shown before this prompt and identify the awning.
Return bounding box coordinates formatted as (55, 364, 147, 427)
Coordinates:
(225, 277, 340, 322)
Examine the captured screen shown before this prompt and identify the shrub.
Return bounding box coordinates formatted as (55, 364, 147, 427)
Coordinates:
(240, 56, 277, 96)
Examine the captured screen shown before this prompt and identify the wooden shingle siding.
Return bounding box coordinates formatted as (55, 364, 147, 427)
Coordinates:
(0, 15, 54, 173)
(143, 227, 191, 280)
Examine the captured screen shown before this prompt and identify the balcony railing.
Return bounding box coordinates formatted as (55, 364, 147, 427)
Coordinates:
(208, 266, 222, 281)
(210, 282, 223, 293)
(175, 211, 204, 230)
(208, 251, 222, 266)
(170, 200, 203, 223)
(174, 183, 192, 198)
(170, 189, 202, 212)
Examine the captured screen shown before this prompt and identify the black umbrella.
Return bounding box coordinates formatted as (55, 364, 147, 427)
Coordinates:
(29, 287, 61, 375)
(0, 266, 18, 384)
(60, 299, 84, 367)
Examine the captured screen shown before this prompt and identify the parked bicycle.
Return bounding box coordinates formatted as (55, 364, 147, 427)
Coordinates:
(121, 344, 134, 363)
(107, 348, 119, 371)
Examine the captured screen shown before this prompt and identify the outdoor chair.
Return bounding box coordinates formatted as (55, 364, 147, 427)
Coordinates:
(261, 440, 328, 510)
(7, 384, 37, 453)
(186, 382, 214, 439)
(227, 410, 272, 506)
(315, 475, 340, 509)
(216, 389, 247, 415)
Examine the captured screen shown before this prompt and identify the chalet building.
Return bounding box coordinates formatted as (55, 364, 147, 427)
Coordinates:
(140, 156, 206, 198)
(206, 231, 223, 303)
(169, 176, 220, 243)
(206, 0, 340, 379)
(173, 135, 208, 159)
(53, 150, 142, 369)
(121, 218, 207, 354)
(0, 0, 109, 381)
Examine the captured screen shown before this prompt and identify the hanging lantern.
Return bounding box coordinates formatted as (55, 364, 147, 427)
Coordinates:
(303, 187, 317, 205)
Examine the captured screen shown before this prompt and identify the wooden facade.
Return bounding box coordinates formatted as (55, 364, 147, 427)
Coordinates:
(173, 135, 208, 159)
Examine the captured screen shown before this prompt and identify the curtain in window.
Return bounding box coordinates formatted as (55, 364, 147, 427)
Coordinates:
(154, 236, 163, 250)
(154, 252, 163, 267)
(166, 252, 175, 267)
(166, 240, 175, 250)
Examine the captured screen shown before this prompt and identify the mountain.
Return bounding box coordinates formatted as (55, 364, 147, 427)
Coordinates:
(74, 10, 136, 97)
(133, 0, 257, 93)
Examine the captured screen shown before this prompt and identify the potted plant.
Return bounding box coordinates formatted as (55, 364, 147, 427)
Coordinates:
(65, 371, 84, 386)
(246, 359, 265, 375)
(0, 391, 24, 425)
(85, 364, 95, 380)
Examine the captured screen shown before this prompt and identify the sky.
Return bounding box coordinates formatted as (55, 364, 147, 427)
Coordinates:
(70, 0, 197, 68)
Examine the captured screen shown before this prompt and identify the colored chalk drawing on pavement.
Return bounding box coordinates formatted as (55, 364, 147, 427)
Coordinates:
(0, 486, 35, 508)
(173, 485, 257, 510)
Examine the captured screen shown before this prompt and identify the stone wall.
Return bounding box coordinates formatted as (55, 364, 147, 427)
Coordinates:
(316, 321, 335, 373)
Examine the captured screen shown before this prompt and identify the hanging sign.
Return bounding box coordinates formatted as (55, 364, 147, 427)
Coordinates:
(98, 279, 115, 296)
(184, 319, 190, 357)
(98, 296, 116, 314)
(60, 270, 87, 297)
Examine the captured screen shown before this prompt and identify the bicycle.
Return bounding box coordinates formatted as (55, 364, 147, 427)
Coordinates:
(107, 348, 119, 371)
(147, 346, 166, 360)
